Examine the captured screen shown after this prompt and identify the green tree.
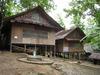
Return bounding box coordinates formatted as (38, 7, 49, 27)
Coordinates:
(0, 0, 55, 17)
(64, 0, 98, 30)
(64, 0, 100, 52)
(57, 14, 66, 29)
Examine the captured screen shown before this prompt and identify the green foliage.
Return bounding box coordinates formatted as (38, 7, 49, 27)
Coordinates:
(0, 0, 55, 31)
(3, 0, 23, 17)
(0, 0, 55, 18)
(84, 26, 100, 52)
(64, 0, 98, 30)
(57, 14, 66, 29)
(64, 0, 100, 52)
(20, 0, 55, 12)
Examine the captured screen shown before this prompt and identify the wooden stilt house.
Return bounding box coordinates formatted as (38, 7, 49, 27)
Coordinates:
(1, 6, 63, 56)
(56, 27, 85, 59)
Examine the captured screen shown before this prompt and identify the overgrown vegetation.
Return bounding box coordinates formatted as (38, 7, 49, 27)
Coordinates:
(64, 0, 100, 52)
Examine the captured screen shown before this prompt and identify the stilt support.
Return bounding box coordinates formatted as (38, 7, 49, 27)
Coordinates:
(10, 43, 12, 52)
(54, 45, 56, 57)
(45, 45, 47, 56)
(24, 44, 26, 52)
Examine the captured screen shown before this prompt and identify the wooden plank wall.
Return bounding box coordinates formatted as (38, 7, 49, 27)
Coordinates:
(66, 30, 82, 39)
(11, 24, 56, 45)
(68, 41, 84, 52)
(56, 39, 63, 52)
(56, 39, 84, 53)
(64, 41, 84, 52)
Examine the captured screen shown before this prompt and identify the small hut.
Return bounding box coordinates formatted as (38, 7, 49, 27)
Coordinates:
(90, 53, 100, 64)
(1, 6, 63, 56)
(56, 27, 85, 59)
(90, 53, 100, 65)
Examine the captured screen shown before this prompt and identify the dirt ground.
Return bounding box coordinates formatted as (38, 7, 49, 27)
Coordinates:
(0, 51, 100, 75)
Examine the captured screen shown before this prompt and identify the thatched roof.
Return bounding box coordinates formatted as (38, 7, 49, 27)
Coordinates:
(3, 6, 63, 31)
(56, 27, 85, 40)
(90, 53, 100, 60)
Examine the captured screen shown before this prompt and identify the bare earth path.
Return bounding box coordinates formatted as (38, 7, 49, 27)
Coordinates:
(0, 51, 100, 75)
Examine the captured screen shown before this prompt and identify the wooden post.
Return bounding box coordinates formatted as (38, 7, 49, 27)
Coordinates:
(45, 45, 47, 56)
(77, 52, 78, 59)
(40, 46, 42, 55)
(60, 52, 61, 57)
(72, 53, 74, 59)
(10, 27, 12, 53)
(42, 46, 43, 55)
(78, 53, 80, 60)
(50, 46, 52, 57)
(69, 52, 71, 59)
(54, 45, 56, 57)
(35, 44, 36, 51)
(10, 43, 12, 52)
(34, 44, 37, 56)
(64, 53, 65, 58)
(74, 52, 75, 59)
(24, 44, 26, 52)
(68, 52, 69, 59)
